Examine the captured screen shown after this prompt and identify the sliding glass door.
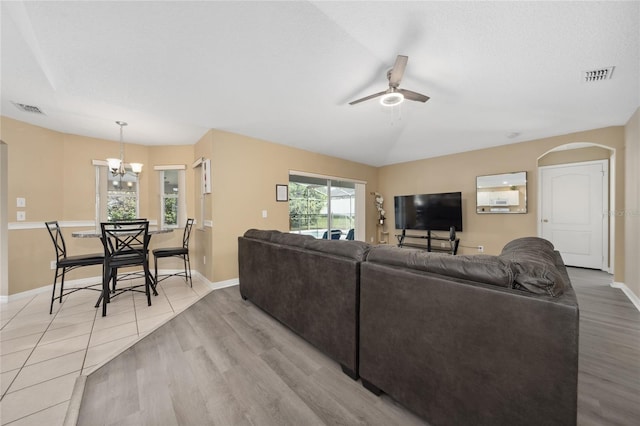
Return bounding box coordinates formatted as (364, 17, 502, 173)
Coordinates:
(289, 174, 358, 240)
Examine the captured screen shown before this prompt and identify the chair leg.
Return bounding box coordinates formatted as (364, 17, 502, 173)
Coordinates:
(154, 255, 159, 288)
(185, 254, 192, 287)
(59, 269, 66, 305)
(144, 262, 152, 307)
(101, 267, 112, 317)
(111, 268, 118, 294)
(49, 267, 60, 315)
(182, 255, 190, 286)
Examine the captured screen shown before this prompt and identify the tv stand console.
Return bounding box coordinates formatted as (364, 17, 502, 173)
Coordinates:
(396, 229, 460, 255)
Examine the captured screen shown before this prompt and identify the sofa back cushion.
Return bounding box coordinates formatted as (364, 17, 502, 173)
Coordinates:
(243, 229, 279, 242)
(499, 237, 567, 297)
(270, 231, 315, 248)
(243, 229, 370, 261)
(366, 245, 514, 288)
(304, 239, 371, 261)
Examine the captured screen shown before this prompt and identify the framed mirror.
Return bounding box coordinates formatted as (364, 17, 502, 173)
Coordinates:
(476, 171, 527, 214)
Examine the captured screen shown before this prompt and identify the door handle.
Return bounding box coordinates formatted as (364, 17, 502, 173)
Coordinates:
(542, 219, 549, 223)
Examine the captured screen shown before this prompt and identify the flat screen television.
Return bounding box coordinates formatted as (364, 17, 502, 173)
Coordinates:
(394, 192, 463, 232)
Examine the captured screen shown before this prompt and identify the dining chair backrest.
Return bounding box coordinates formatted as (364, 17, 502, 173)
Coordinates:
(100, 221, 150, 267)
(45, 221, 67, 261)
(182, 218, 195, 249)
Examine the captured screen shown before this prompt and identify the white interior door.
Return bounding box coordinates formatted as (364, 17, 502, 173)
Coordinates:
(539, 160, 608, 270)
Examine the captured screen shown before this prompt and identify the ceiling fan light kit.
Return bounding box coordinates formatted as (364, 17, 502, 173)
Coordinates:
(380, 92, 404, 107)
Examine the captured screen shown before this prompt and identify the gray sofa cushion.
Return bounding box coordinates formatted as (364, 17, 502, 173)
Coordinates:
(243, 229, 279, 241)
(366, 245, 514, 288)
(499, 237, 566, 296)
(304, 239, 371, 261)
(270, 232, 315, 248)
(502, 236, 555, 254)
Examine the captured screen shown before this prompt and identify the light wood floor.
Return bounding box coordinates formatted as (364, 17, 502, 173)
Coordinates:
(77, 268, 640, 426)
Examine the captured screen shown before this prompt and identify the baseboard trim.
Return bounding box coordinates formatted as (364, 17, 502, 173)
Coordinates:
(611, 281, 640, 312)
(208, 277, 239, 290)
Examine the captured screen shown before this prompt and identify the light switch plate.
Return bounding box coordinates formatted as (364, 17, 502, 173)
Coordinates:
(17, 197, 26, 207)
(17, 211, 26, 221)
(262, 210, 267, 218)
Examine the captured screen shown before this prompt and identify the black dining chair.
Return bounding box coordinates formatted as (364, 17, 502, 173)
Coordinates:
(322, 229, 342, 240)
(153, 218, 195, 287)
(97, 220, 152, 316)
(103, 219, 157, 296)
(45, 221, 104, 314)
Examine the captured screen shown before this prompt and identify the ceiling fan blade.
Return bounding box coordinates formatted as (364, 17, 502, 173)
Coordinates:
(348, 90, 388, 105)
(388, 55, 408, 87)
(398, 88, 430, 103)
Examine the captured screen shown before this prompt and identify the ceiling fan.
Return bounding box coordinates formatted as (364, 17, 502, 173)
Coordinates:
(349, 55, 430, 106)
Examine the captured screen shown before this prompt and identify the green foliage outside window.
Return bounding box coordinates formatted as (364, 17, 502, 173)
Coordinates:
(289, 182, 327, 231)
(164, 197, 178, 226)
(107, 195, 137, 221)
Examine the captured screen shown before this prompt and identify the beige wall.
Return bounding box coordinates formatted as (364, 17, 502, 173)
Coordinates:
(207, 129, 379, 282)
(379, 126, 626, 281)
(192, 130, 215, 282)
(625, 108, 640, 297)
(2, 117, 378, 293)
(1, 116, 632, 295)
(1, 116, 194, 294)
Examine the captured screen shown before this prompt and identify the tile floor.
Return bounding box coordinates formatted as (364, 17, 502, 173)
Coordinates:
(0, 274, 217, 426)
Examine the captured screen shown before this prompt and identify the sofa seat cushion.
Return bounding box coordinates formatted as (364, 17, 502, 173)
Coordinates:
(366, 245, 514, 288)
(499, 237, 566, 297)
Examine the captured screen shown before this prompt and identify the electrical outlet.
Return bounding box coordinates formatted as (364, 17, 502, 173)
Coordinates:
(478, 245, 484, 253)
(17, 211, 26, 221)
(50, 260, 56, 270)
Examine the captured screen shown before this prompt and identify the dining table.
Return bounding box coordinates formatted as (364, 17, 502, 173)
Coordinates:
(71, 227, 174, 238)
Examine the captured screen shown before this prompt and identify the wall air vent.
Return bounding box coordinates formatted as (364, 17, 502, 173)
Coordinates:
(11, 102, 45, 115)
(583, 66, 614, 82)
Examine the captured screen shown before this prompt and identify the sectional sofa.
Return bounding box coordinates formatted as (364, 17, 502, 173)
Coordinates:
(238, 230, 579, 426)
(238, 229, 369, 378)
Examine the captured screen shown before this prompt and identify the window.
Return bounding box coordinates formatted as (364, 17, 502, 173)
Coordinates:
(107, 172, 139, 221)
(289, 173, 364, 240)
(94, 162, 140, 223)
(156, 165, 186, 228)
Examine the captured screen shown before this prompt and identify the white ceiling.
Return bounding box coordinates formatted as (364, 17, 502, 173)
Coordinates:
(2, 1, 638, 167)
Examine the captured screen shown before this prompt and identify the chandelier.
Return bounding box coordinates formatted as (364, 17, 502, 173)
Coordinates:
(106, 121, 143, 177)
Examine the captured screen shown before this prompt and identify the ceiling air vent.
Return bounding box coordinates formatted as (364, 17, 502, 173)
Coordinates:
(11, 102, 45, 115)
(583, 66, 614, 83)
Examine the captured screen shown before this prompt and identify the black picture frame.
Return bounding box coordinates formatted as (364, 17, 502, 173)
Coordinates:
(276, 184, 288, 202)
